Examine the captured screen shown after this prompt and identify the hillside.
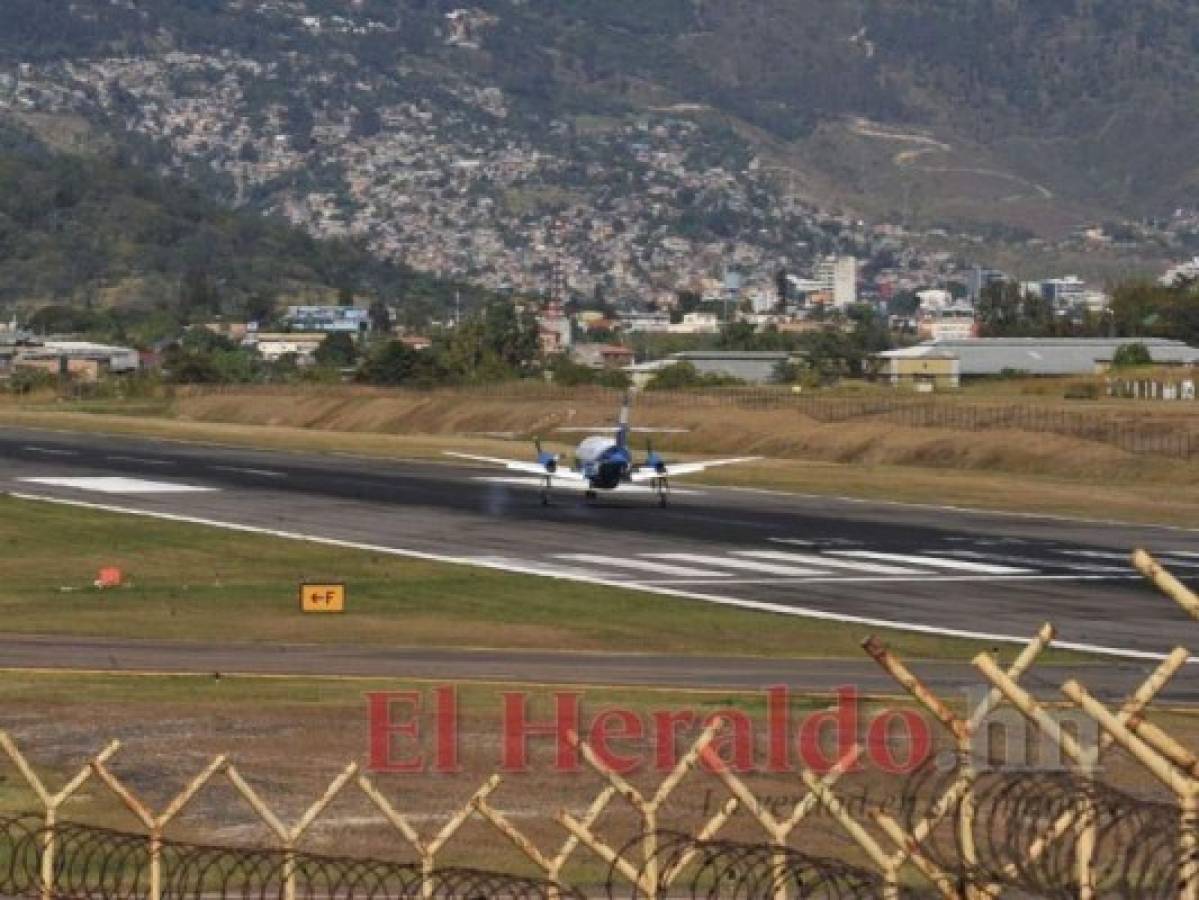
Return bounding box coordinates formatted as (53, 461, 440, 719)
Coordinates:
(0, 119, 492, 331)
(0, 1, 1195, 297)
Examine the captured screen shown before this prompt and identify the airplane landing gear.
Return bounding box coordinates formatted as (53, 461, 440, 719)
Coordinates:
(585, 489, 598, 502)
(655, 477, 670, 508)
(541, 476, 552, 506)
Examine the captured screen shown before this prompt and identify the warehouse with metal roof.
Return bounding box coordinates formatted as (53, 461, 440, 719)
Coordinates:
(878, 338, 1199, 379)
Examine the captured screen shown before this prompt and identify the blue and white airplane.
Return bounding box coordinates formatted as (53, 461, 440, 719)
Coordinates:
(446, 393, 759, 507)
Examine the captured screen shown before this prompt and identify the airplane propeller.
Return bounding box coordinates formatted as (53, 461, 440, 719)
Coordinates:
(534, 436, 558, 473)
(645, 438, 667, 475)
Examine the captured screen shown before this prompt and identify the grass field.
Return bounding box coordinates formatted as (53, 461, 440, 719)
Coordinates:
(0, 494, 1041, 661)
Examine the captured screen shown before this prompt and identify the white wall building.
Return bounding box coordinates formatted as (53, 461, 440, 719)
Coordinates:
(814, 256, 857, 308)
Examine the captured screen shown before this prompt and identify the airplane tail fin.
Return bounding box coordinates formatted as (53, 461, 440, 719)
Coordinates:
(616, 391, 632, 449)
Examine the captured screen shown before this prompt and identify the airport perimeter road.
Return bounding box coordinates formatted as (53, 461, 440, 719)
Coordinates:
(1, 427, 1197, 663)
(3, 634, 1197, 704)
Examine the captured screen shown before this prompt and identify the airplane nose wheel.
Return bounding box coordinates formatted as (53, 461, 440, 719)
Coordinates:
(657, 478, 670, 508)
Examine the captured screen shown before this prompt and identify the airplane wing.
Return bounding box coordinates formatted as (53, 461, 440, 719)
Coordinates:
(628, 457, 762, 482)
(444, 452, 588, 480)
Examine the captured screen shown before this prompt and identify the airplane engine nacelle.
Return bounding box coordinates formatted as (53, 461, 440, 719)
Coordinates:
(538, 453, 558, 474)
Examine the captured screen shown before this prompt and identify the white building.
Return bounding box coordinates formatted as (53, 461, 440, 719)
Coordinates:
(1021, 276, 1088, 310)
(814, 256, 857, 308)
(1160, 257, 1199, 286)
(667, 312, 721, 334)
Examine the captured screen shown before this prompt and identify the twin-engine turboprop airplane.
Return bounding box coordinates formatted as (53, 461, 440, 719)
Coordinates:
(446, 393, 759, 507)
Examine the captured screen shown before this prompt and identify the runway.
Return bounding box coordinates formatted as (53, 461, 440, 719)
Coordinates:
(1, 426, 1196, 669)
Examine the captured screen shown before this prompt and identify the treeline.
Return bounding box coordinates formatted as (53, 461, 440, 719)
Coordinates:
(160, 298, 543, 387)
(977, 279, 1199, 343)
(0, 120, 493, 341)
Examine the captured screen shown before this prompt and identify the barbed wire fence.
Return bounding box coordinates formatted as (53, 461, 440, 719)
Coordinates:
(2, 551, 1199, 897)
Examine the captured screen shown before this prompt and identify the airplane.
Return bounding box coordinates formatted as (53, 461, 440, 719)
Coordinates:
(445, 392, 759, 507)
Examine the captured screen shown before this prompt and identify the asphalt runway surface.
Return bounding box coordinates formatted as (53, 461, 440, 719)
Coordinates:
(1, 426, 1198, 698)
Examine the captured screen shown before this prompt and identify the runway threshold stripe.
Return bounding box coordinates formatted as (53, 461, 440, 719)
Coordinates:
(6, 491, 1183, 664)
(646, 553, 829, 577)
(555, 554, 733, 578)
(942, 550, 1130, 574)
(735, 549, 922, 576)
(827, 550, 1033, 575)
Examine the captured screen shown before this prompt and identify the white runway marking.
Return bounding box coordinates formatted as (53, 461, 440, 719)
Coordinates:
(826, 550, 1033, 575)
(18, 477, 216, 494)
(555, 554, 733, 578)
(737, 549, 923, 576)
(646, 553, 829, 577)
(1061, 548, 1199, 569)
(23, 447, 77, 456)
(7, 490, 1180, 663)
(943, 549, 1130, 574)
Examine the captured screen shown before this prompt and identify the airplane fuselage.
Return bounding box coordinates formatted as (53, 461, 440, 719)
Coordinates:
(574, 436, 632, 490)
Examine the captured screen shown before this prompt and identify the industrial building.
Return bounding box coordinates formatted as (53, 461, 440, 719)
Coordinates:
(13, 341, 141, 382)
(878, 337, 1199, 386)
(626, 350, 801, 387)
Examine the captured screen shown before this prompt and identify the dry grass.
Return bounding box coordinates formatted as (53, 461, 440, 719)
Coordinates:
(2, 669, 1196, 886)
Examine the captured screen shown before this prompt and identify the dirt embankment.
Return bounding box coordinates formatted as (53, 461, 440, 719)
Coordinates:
(172, 386, 1199, 488)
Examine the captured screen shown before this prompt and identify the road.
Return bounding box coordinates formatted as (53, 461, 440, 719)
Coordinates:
(0, 426, 1197, 695)
(2, 633, 1196, 704)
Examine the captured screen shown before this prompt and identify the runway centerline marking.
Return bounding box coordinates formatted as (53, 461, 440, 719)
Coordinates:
(22, 447, 77, 456)
(555, 554, 733, 578)
(827, 550, 1033, 575)
(17, 477, 217, 495)
(5, 490, 1183, 664)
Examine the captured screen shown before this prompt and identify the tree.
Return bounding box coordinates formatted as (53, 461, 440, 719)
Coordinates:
(770, 358, 800, 384)
(976, 280, 1023, 336)
(1112, 342, 1153, 369)
(368, 299, 392, 333)
(549, 355, 596, 386)
(357, 341, 443, 385)
(315, 332, 357, 368)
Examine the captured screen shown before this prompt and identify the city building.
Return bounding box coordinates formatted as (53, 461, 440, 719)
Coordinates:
(243, 333, 327, 363)
(1021, 276, 1088, 310)
(537, 300, 572, 354)
(814, 256, 857, 308)
(1160, 257, 1199, 286)
(968, 266, 1008, 302)
(667, 312, 721, 335)
(572, 343, 635, 370)
(669, 350, 800, 383)
(917, 307, 977, 342)
(13, 341, 140, 381)
(880, 349, 961, 391)
(283, 306, 372, 334)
